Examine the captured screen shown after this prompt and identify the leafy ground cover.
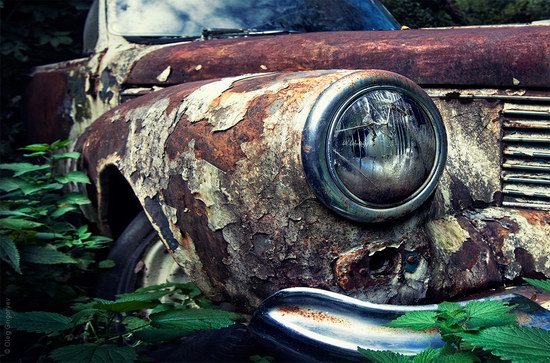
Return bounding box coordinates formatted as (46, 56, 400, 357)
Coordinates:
(0, 142, 242, 362)
(359, 279, 550, 362)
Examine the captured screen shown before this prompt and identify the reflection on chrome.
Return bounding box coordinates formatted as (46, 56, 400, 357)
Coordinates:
(328, 89, 436, 206)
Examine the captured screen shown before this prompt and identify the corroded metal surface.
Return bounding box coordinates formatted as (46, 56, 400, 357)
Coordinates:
(127, 26, 550, 88)
(77, 70, 550, 310)
(24, 65, 83, 143)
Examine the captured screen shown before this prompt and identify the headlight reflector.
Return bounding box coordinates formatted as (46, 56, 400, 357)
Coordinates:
(327, 89, 437, 207)
(302, 71, 447, 222)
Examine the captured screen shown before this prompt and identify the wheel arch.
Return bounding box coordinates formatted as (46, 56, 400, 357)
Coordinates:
(97, 164, 143, 239)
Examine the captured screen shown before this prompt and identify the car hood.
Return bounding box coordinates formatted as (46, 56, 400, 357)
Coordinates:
(126, 26, 550, 88)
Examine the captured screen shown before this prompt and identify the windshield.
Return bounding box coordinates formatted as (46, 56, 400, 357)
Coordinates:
(107, 0, 400, 38)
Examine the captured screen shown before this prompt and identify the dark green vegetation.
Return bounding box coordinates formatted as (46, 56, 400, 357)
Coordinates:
(382, 0, 550, 28)
(359, 279, 550, 363)
(0, 141, 109, 312)
(0, 141, 243, 362)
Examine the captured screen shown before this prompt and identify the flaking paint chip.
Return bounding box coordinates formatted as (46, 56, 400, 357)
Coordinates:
(512, 77, 520, 86)
(260, 65, 268, 70)
(156, 66, 171, 82)
(195, 64, 202, 71)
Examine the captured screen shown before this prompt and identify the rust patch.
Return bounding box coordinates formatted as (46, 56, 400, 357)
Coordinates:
(25, 71, 73, 143)
(165, 92, 273, 172)
(518, 210, 550, 227)
(335, 245, 403, 291)
(161, 174, 231, 286)
(127, 26, 550, 88)
(277, 305, 348, 326)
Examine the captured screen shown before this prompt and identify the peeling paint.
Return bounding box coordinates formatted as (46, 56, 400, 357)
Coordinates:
(426, 216, 470, 253)
(76, 70, 550, 310)
(156, 65, 171, 82)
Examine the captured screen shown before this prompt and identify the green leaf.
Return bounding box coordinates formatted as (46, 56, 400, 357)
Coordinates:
(150, 308, 241, 333)
(59, 192, 91, 205)
(23, 151, 47, 157)
(0, 217, 43, 230)
(35, 232, 66, 240)
(55, 171, 91, 184)
(0, 235, 21, 273)
(133, 281, 199, 294)
(466, 314, 517, 331)
(51, 152, 81, 160)
(459, 326, 550, 363)
(50, 344, 136, 363)
(412, 348, 442, 363)
(114, 290, 173, 302)
(438, 302, 462, 315)
(387, 311, 438, 331)
(94, 300, 158, 313)
(438, 302, 467, 325)
(93, 289, 169, 312)
(19, 143, 49, 152)
(524, 278, 550, 294)
(436, 352, 478, 363)
(123, 316, 150, 331)
(51, 140, 72, 149)
(464, 301, 517, 330)
(51, 206, 77, 218)
(0, 178, 22, 192)
(0, 310, 72, 333)
(357, 347, 410, 363)
(464, 301, 516, 321)
(98, 259, 116, 269)
(71, 309, 97, 326)
(20, 181, 63, 195)
(21, 246, 77, 264)
(0, 162, 49, 176)
(0, 205, 31, 217)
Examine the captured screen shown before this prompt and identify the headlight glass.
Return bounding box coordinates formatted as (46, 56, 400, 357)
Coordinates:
(302, 71, 447, 222)
(327, 89, 436, 207)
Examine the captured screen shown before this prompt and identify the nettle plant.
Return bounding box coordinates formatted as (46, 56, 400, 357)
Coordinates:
(359, 278, 550, 363)
(0, 140, 110, 309)
(0, 141, 242, 362)
(1, 282, 243, 363)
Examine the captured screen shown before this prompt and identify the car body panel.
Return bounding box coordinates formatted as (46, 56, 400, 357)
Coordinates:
(126, 26, 550, 88)
(76, 70, 550, 310)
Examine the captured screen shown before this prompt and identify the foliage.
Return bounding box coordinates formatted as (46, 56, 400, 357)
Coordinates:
(0, 144, 244, 361)
(359, 289, 550, 363)
(459, 326, 550, 363)
(0, 140, 110, 310)
(1, 282, 242, 363)
(381, 0, 550, 28)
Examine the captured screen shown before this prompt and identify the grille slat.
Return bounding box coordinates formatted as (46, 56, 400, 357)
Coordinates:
(501, 101, 550, 210)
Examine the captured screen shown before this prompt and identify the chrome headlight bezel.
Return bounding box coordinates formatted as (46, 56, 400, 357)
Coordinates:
(302, 71, 447, 223)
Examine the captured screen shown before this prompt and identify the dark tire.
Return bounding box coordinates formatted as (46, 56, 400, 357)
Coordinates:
(95, 211, 262, 361)
(95, 211, 157, 299)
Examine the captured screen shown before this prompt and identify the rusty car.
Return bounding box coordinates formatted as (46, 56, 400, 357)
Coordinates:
(24, 0, 550, 359)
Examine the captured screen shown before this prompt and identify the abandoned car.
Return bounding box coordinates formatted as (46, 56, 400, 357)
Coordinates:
(25, 0, 550, 358)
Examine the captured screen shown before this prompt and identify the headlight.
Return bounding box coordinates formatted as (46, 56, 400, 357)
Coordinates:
(302, 71, 447, 222)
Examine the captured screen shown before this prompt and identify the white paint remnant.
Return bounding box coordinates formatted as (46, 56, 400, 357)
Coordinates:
(195, 64, 202, 71)
(260, 65, 268, 70)
(426, 216, 470, 253)
(178, 73, 280, 131)
(156, 65, 172, 82)
(513, 77, 520, 86)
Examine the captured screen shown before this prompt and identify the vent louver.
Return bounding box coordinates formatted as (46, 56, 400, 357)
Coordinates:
(501, 101, 550, 210)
